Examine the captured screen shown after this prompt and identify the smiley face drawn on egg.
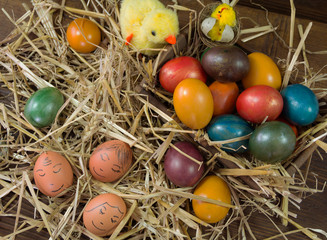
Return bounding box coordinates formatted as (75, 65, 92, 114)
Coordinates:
(83, 193, 127, 236)
(92, 143, 129, 175)
(87, 202, 124, 232)
(35, 158, 64, 193)
(33, 151, 74, 197)
(89, 140, 133, 182)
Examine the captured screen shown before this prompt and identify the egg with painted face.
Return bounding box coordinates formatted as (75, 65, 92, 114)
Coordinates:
(83, 193, 126, 236)
(33, 151, 74, 197)
(89, 140, 133, 182)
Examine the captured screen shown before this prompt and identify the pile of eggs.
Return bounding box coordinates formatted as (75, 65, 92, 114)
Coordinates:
(33, 139, 132, 236)
(25, 16, 320, 234)
(159, 45, 319, 163)
(159, 45, 319, 222)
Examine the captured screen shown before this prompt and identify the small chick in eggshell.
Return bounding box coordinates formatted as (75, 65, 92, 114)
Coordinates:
(201, 17, 234, 42)
(201, 3, 237, 42)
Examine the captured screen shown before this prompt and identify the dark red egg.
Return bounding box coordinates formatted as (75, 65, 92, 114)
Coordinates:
(164, 141, 205, 187)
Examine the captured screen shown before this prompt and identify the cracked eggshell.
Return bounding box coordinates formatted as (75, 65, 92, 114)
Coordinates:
(201, 17, 235, 42)
(201, 17, 217, 37)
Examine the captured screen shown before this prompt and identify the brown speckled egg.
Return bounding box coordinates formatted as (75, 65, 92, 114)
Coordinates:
(33, 151, 73, 197)
(89, 140, 133, 182)
(83, 193, 126, 236)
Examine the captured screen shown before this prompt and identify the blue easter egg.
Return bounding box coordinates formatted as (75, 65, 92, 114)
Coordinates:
(207, 114, 253, 153)
(281, 84, 319, 126)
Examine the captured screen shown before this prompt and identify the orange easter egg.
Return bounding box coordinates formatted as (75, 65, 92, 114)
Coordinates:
(34, 151, 74, 197)
(83, 193, 126, 236)
(89, 140, 133, 182)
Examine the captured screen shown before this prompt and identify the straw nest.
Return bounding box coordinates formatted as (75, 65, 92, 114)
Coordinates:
(0, 0, 326, 239)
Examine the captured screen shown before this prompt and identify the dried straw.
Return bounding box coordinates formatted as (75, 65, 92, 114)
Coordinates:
(0, 0, 326, 239)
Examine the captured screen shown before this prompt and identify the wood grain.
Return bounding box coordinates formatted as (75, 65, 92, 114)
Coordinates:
(236, 4, 327, 86)
(0, 0, 31, 43)
(238, 0, 327, 24)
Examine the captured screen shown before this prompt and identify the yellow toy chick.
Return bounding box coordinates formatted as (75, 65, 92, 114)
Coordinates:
(120, 0, 179, 56)
(208, 3, 236, 41)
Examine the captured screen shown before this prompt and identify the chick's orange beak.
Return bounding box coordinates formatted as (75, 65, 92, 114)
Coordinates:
(165, 35, 176, 44)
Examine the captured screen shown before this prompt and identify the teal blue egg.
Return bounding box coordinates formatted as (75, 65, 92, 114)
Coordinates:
(207, 114, 253, 153)
(281, 84, 319, 126)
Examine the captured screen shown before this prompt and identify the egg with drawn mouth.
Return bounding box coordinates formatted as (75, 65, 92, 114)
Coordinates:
(33, 151, 74, 197)
(83, 193, 126, 236)
(89, 140, 133, 182)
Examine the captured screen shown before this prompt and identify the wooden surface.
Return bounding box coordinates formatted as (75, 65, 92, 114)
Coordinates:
(0, 0, 327, 239)
(238, 0, 327, 24)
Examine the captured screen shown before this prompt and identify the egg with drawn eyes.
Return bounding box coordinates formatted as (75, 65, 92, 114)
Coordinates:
(33, 151, 74, 197)
(83, 193, 126, 236)
(89, 140, 133, 182)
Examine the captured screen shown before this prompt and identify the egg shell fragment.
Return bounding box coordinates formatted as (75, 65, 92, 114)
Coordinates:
(201, 17, 234, 42)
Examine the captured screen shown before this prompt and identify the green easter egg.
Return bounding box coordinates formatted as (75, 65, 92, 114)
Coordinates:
(249, 121, 296, 164)
(24, 87, 64, 128)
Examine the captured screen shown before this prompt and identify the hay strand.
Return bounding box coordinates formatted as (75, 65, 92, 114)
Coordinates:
(0, 0, 326, 239)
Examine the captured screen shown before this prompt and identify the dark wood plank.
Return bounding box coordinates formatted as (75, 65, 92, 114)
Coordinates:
(238, 0, 327, 24)
(0, 197, 51, 240)
(0, 0, 31, 43)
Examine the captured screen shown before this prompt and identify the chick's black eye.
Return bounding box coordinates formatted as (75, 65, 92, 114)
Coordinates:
(151, 31, 156, 36)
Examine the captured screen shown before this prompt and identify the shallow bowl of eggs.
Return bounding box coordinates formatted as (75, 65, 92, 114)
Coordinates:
(197, 1, 241, 48)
